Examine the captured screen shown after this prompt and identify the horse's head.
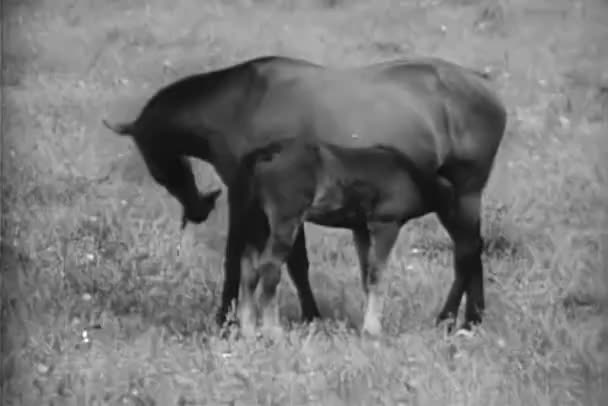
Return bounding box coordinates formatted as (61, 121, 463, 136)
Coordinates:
(181, 188, 222, 230)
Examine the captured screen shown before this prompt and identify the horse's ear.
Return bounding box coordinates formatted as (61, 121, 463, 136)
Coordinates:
(102, 119, 134, 136)
(204, 188, 222, 203)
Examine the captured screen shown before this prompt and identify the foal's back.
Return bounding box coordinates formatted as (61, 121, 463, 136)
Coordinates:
(251, 138, 410, 192)
(247, 138, 436, 228)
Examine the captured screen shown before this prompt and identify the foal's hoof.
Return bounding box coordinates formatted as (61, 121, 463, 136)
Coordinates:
(218, 320, 240, 340)
(459, 317, 482, 332)
(239, 325, 259, 341)
(260, 325, 286, 342)
(216, 311, 240, 340)
(455, 318, 482, 339)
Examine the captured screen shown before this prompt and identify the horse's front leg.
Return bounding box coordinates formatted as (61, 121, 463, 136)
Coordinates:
(216, 195, 245, 327)
(286, 226, 321, 322)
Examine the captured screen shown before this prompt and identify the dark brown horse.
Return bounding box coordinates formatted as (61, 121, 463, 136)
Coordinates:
(103, 55, 507, 332)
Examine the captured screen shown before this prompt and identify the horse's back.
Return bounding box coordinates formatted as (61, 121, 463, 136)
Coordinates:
(246, 56, 506, 193)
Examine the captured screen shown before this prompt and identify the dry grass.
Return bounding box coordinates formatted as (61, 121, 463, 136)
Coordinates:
(2, 0, 607, 404)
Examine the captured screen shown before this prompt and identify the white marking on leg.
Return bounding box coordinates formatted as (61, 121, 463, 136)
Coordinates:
(256, 219, 300, 338)
(455, 328, 476, 339)
(362, 289, 384, 337)
(359, 222, 400, 337)
(258, 256, 285, 338)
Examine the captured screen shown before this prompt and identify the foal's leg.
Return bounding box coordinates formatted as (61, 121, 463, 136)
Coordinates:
(357, 222, 401, 337)
(238, 245, 261, 338)
(286, 226, 321, 322)
(353, 227, 370, 292)
(436, 193, 484, 331)
(257, 219, 301, 337)
(219, 201, 319, 327)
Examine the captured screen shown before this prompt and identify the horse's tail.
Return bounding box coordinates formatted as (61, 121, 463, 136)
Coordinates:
(102, 119, 135, 136)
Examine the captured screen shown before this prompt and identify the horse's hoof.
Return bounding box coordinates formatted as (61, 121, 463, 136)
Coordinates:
(456, 319, 482, 339)
(454, 328, 476, 339)
(362, 329, 383, 341)
(215, 312, 228, 328)
(361, 323, 383, 340)
(301, 308, 322, 323)
(436, 317, 456, 336)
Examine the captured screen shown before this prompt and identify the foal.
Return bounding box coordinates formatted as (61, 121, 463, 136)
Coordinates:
(230, 137, 452, 338)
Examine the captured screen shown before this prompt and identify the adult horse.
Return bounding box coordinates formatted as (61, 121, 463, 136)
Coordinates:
(103, 55, 507, 332)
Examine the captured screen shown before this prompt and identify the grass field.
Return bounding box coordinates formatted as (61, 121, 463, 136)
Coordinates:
(2, 0, 608, 404)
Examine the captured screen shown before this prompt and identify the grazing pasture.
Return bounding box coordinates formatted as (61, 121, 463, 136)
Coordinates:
(2, 0, 607, 404)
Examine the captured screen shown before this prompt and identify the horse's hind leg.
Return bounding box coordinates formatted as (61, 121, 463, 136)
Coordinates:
(436, 192, 484, 331)
(257, 218, 301, 337)
(355, 222, 401, 337)
(286, 226, 321, 322)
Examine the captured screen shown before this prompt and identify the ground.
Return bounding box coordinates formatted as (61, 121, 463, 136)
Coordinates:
(1, 0, 607, 405)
